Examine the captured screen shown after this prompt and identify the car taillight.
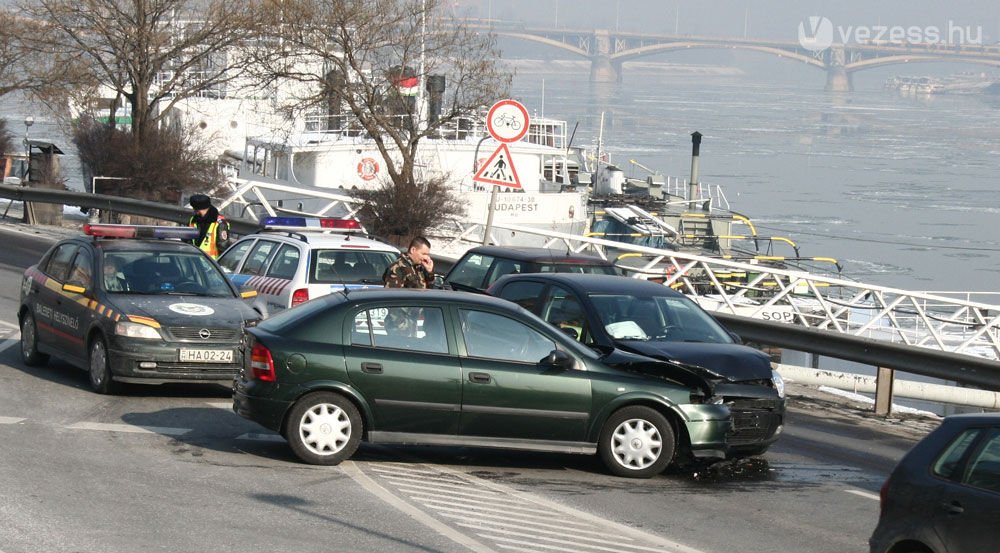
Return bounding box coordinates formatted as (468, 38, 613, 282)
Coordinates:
(250, 343, 276, 382)
(291, 288, 309, 306)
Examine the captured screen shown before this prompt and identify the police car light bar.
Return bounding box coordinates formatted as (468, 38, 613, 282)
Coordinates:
(261, 217, 364, 232)
(84, 224, 200, 240)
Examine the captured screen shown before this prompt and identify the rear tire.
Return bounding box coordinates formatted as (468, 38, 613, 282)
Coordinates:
(20, 312, 49, 367)
(88, 336, 118, 395)
(286, 392, 362, 465)
(599, 406, 675, 478)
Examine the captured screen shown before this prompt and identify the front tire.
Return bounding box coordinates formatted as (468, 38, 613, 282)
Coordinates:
(599, 406, 676, 478)
(88, 336, 117, 395)
(20, 312, 49, 367)
(286, 392, 362, 465)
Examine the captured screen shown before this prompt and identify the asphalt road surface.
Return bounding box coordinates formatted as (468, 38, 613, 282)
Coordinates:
(0, 223, 937, 553)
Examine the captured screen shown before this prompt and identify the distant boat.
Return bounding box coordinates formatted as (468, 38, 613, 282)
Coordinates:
(885, 73, 998, 95)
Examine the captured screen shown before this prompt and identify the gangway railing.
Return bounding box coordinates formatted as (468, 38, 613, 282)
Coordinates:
(210, 177, 1000, 364)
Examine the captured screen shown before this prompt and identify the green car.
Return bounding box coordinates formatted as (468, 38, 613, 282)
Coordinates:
(233, 289, 733, 478)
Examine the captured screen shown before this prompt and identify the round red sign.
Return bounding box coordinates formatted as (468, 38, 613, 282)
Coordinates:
(486, 99, 530, 143)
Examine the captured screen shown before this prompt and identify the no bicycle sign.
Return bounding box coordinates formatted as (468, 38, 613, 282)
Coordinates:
(486, 99, 529, 143)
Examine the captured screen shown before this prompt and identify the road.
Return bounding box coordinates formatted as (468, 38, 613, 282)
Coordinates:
(0, 223, 936, 553)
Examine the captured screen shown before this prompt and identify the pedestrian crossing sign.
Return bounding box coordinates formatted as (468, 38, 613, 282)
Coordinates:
(473, 143, 522, 189)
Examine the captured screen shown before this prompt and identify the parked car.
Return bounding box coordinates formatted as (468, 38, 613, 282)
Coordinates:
(443, 245, 619, 293)
(488, 273, 785, 456)
(870, 413, 1000, 553)
(18, 224, 263, 394)
(217, 217, 399, 314)
(233, 288, 735, 478)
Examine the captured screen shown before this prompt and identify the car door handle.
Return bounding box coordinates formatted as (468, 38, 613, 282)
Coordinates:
(940, 501, 964, 515)
(468, 372, 491, 384)
(361, 362, 383, 374)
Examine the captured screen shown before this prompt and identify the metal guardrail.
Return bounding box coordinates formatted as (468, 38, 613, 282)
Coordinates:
(6, 181, 1000, 393)
(0, 184, 262, 235)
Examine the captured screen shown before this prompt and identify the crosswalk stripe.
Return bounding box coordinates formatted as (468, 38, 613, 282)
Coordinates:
(66, 422, 190, 436)
(0, 416, 26, 424)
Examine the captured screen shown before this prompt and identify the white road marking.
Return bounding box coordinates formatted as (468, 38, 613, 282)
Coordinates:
(235, 433, 284, 442)
(341, 461, 498, 553)
(66, 422, 190, 436)
(0, 417, 26, 424)
(0, 339, 19, 355)
(363, 461, 709, 553)
(0, 320, 18, 329)
(844, 489, 880, 501)
(206, 402, 232, 410)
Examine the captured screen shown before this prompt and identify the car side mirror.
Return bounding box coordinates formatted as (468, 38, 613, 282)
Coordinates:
(542, 349, 575, 370)
(728, 331, 743, 344)
(432, 274, 445, 289)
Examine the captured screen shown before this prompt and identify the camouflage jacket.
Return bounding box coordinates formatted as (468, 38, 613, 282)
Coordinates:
(382, 254, 433, 289)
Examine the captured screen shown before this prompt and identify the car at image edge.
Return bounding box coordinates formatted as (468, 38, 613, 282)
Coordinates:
(18, 224, 263, 394)
(443, 245, 620, 293)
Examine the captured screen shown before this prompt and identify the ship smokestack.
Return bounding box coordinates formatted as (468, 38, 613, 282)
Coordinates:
(689, 131, 704, 211)
(426, 75, 446, 126)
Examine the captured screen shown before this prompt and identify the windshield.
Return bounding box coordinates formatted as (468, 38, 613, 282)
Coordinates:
(102, 251, 235, 297)
(539, 263, 618, 275)
(311, 250, 397, 285)
(588, 293, 735, 343)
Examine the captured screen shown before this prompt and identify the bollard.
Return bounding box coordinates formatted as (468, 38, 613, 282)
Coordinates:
(874, 367, 895, 416)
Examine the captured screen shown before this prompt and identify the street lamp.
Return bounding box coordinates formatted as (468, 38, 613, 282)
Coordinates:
(23, 116, 34, 150)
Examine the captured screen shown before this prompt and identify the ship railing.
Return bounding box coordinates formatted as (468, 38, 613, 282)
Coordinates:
(428, 218, 1000, 361)
(299, 112, 568, 146)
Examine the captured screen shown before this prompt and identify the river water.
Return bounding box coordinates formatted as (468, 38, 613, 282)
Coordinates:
(509, 60, 1000, 297)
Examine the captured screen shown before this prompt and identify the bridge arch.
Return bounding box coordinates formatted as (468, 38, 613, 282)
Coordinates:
(610, 42, 827, 70)
(492, 31, 589, 58)
(846, 55, 1000, 72)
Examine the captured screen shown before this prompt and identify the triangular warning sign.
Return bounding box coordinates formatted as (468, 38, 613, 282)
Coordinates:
(473, 143, 522, 189)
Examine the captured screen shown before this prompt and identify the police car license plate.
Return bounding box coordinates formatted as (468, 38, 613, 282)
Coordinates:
(179, 349, 234, 363)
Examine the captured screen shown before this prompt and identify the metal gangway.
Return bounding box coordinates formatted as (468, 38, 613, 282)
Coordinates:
(218, 177, 1000, 364)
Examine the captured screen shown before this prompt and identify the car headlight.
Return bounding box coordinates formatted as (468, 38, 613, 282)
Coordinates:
(771, 368, 786, 399)
(115, 321, 163, 340)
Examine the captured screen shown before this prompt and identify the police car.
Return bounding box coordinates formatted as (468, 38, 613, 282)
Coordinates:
(217, 217, 400, 314)
(18, 224, 264, 394)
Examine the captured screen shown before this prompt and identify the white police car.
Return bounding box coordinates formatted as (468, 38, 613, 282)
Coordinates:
(217, 217, 399, 314)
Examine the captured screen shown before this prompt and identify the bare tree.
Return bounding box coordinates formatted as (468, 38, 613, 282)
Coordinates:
(24, 0, 262, 144)
(249, 0, 509, 224)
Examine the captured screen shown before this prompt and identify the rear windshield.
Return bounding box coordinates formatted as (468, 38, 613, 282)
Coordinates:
(310, 250, 397, 285)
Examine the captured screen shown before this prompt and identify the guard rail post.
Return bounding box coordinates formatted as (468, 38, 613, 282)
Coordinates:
(874, 367, 895, 416)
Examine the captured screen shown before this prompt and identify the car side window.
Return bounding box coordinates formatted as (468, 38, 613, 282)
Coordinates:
(542, 286, 591, 345)
(496, 280, 546, 313)
(266, 245, 300, 280)
(447, 253, 495, 289)
(484, 258, 524, 287)
(354, 306, 448, 354)
(243, 240, 279, 276)
(933, 428, 982, 480)
(459, 309, 555, 363)
(43, 244, 79, 281)
(218, 240, 253, 272)
(963, 428, 1000, 493)
(67, 249, 94, 289)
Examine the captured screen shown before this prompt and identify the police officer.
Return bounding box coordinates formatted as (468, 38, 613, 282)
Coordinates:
(188, 194, 230, 259)
(383, 236, 435, 288)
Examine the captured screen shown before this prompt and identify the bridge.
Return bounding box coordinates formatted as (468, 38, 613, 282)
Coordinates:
(466, 20, 1000, 90)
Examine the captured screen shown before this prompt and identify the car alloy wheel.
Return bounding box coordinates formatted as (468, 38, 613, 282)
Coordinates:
(20, 312, 49, 367)
(287, 392, 362, 466)
(88, 336, 117, 395)
(599, 406, 675, 478)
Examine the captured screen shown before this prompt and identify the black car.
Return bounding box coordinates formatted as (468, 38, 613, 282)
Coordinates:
(870, 413, 1000, 553)
(18, 224, 264, 394)
(443, 245, 619, 293)
(488, 273, 785, 456)
(234, 289, 735, 478)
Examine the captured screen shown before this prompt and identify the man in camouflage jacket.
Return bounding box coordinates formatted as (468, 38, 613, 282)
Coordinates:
(383, 236, 435, 288)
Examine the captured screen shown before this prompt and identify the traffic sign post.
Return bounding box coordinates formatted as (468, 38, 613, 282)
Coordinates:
(482, 100, 530, 244)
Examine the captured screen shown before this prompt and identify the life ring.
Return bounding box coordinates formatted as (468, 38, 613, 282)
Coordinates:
(357, 157, 379, 181)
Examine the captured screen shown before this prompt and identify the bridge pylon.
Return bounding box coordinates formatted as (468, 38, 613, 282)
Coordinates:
(824, 46, 853, 92)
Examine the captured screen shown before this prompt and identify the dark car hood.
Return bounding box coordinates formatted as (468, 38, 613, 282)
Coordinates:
(616, 341, 773, 382)
(599, 348, 716, 397)
(108, 295, 255, 327)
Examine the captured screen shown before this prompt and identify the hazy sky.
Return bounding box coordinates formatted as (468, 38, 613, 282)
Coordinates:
(462, 0, 1000, 42)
